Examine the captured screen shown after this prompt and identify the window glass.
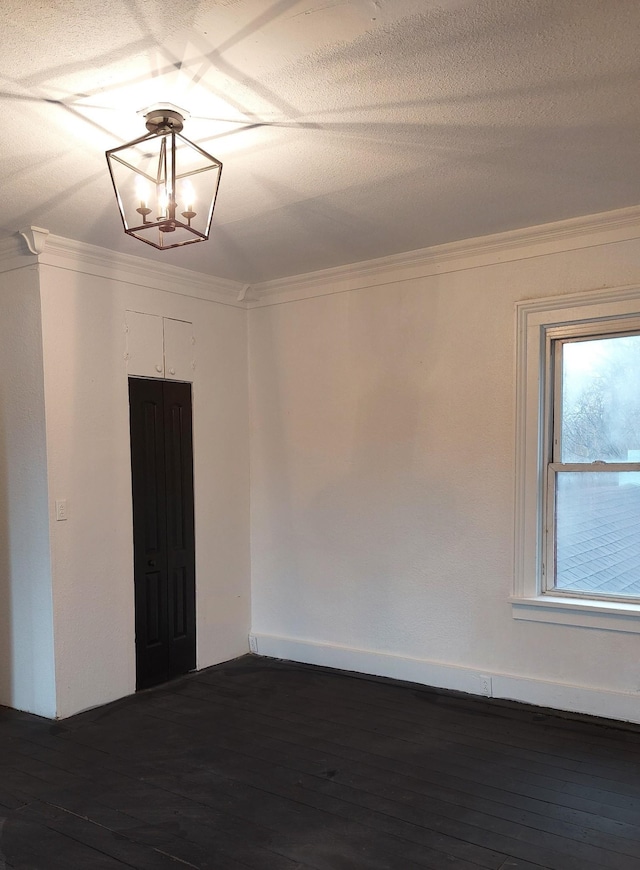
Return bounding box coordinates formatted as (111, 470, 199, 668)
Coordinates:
(561, 334, 640, 463)
(555, 471, 640, 597)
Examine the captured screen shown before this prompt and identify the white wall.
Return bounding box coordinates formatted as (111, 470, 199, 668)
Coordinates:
(0, 264, 56, 717)
(249, 234, 640, 723)
(5, 216, 640, 723)
(38, 256, 250, 718)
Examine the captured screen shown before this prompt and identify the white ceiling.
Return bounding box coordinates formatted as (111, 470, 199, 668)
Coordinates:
(2, 0, 640, 284)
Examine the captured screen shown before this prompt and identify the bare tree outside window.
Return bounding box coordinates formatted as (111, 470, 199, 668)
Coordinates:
(562, 335, 640, 463)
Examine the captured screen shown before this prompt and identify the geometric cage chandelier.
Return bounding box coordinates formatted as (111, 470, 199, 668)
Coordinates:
(105, 104, 222, 251)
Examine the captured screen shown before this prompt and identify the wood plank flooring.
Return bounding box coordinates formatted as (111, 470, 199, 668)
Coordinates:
(1, 655, 640, 869)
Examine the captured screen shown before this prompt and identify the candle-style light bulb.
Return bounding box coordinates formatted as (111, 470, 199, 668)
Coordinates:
(181, 180, 197, 225)
(157, 187, 169, 219)
(135, 178, 152, 223)
(156, 184, 177, 233)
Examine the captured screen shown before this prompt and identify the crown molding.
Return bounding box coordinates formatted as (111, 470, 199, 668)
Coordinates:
(32, 233, 246, 307)
(4, 205, 640, 307)
(40, 234, 245, 306)
(247, 205, 640, 308)
(0, 233, 39, 274)
(19, 226, 49, 255)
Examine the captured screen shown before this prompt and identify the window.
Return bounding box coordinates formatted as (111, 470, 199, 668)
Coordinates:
(548, 328, 640, 599)
(513, 288, 640, 632)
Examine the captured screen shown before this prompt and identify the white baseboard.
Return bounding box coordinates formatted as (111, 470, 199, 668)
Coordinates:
(248, 632, 640, 725)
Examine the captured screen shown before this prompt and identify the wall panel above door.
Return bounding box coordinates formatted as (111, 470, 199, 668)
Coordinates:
(164, 318, 195, 381)
(126, 311, 164, 378)
(126, 312, 194, 380)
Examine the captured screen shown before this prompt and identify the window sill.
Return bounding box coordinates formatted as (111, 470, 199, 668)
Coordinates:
(511, 595, 640, 633)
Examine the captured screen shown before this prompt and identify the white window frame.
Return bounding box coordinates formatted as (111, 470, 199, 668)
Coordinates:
(513, 286, 640, 633)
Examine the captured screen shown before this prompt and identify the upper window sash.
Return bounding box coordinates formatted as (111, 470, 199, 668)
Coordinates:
(547, 321, 640, 467)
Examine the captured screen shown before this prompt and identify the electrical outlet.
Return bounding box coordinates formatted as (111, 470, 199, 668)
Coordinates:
(55, 499, 68, 521)
(248, 634, 258, 654)
(479, 674, 492, 697)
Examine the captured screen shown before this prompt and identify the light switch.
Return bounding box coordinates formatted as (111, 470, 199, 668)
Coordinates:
(55, 499, 68, 521)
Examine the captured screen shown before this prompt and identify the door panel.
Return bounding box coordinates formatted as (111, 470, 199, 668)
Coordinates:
(145, 573, 163, 646)
(129, 377, 195, 690)
(172, 567, 187, 639)
(163, 380, 196, 678)
(142, 398, 163, 551)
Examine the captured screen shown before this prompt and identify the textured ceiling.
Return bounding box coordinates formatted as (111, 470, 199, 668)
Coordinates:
(2, 0, 640, 284)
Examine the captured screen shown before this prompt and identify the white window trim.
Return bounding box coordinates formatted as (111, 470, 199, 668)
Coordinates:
(513, 284, 640, 633)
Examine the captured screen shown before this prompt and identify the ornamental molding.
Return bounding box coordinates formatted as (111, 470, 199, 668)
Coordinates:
(3, 205, 640, 305)
(0, 230, 246, 307)
(247, 205, 640, 307)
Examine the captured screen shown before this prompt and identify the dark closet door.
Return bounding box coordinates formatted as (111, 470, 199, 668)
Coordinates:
(129, 377, 196, 690)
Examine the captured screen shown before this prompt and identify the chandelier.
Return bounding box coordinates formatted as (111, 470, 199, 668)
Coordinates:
(105, 105, 222, 250)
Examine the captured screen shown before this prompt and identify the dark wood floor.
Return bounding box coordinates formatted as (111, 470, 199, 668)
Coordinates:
(1, 657, 640, 869)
